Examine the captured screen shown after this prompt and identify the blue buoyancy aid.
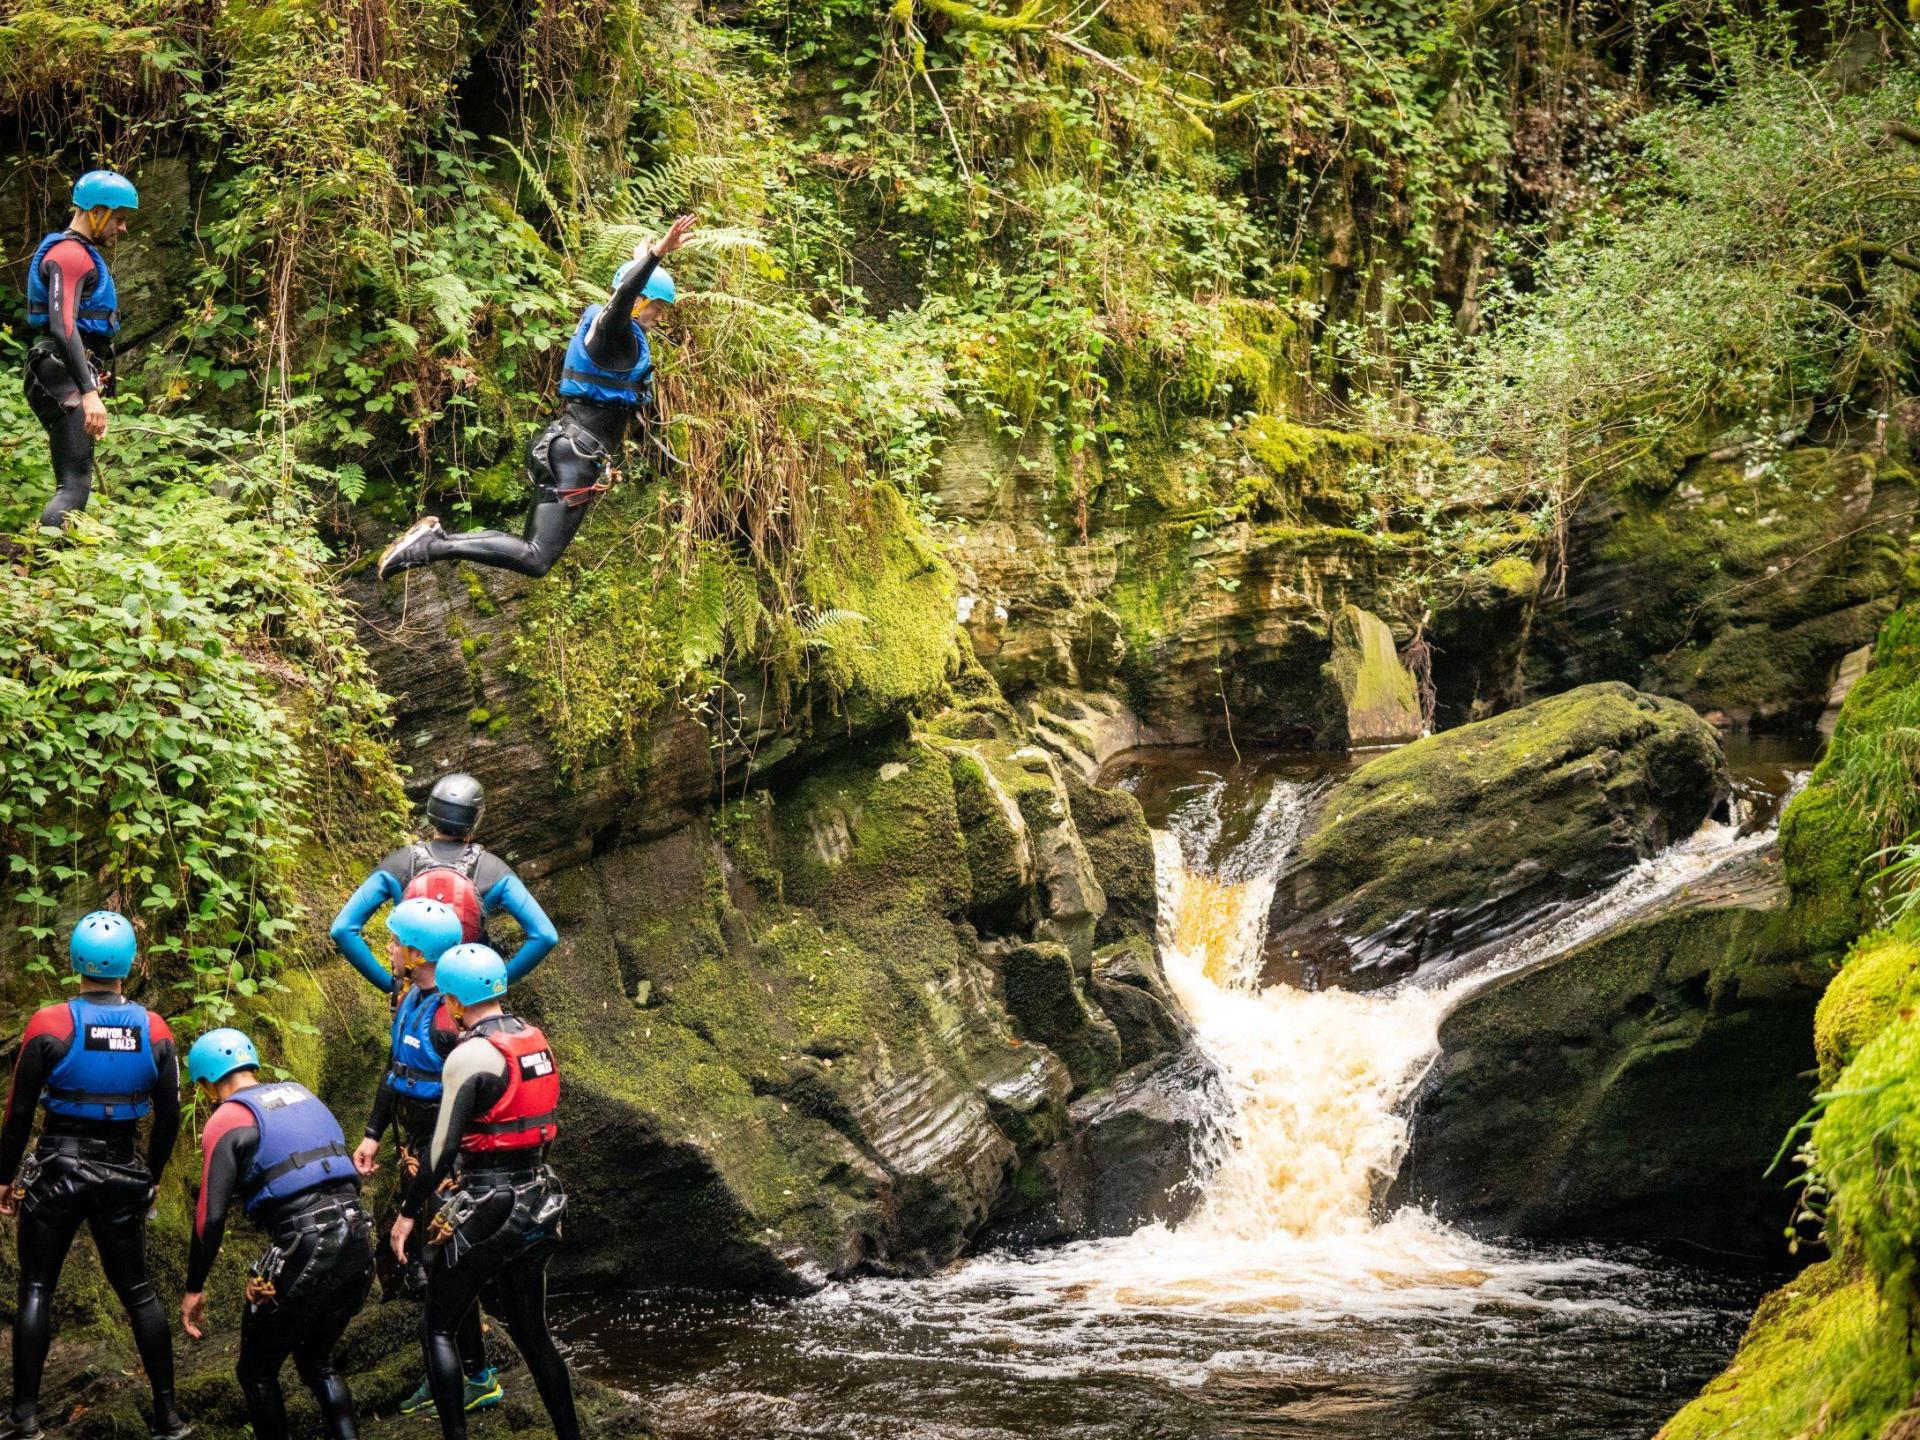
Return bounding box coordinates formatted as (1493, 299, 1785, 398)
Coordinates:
(44, 997, 156, 1121)
(388, 986, 448, 1103)
(233, 1082, 352, 1216)
(557, 305, 651, 408)
(25, 232, 119, 337)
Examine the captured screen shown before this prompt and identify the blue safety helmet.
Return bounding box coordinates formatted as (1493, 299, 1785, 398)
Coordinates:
(188, 1028, 261, 1086)
(612, 259, 675, 304)
(73, 170, 139, 213)
(388, 896, 464, 963)
(436, 943, 509, 1006)
(70, 910, 138, 978)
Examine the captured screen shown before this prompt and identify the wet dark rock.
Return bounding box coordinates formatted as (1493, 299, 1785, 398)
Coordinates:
(1390, 850, 1825, 1255)
(332, 555, 1199, 1288)
(1066, 1046, 1218, 1236)
(1264, 682, 1730, 990)
(1001, 942, 1124, 1095)
(1531, 447, 1915, 731)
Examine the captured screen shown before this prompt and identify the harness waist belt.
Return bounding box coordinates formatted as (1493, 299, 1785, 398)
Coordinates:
(458, 1165, 545, 1187)
(388, 1062, 440, 1084)
(47, 1086, 149, 1106)
(469, 1111, 556, 1135)
(37, 1134, 137, 1159)
(255, 1141, 350, 1186)
(270, 1199, 367, 1243)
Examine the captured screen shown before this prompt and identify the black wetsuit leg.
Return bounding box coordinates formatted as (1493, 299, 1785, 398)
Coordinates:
(419, 431, 594, 578)
(235, 1211, 374, 1440)
(391, 1113, 488, 1376)
(10, 1185, 84, 1426)
(420, 1187, 577, 1440)
(12, 1151, 178, 1430)
(23, 347, 94, 529)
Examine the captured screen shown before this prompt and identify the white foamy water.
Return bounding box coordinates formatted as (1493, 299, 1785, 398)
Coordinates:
(566, 755, 1792, 1437)
(908, 770, 1801, 1328)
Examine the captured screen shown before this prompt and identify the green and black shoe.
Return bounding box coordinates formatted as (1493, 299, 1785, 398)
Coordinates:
(399, 1370, 504, 1418)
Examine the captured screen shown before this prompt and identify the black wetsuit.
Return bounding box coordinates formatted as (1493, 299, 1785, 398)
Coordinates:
(360, 993, 488, 1380)
(401, 1017, 576, 1440)
(1, 993, 183, 1435)
(397, 251, 664, 578)
(24, 237, 112, 529)
(191, 1095, 374, 1440)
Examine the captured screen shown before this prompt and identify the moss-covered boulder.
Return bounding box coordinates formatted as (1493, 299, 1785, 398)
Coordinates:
(1536, 446, 1916, 730)
(1264, 681, 1731, 989)
(1317, 603, 1425, 746)
(1389, 852, 1825, 1253)
(1658, 1256, 1920, 1440)
(1815, 930, 1920, 1084)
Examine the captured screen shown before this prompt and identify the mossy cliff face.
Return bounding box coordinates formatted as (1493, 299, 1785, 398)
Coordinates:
(937, 411, 1538, 747)
(343, 565, 1204, 1290)
(1535, 447, 1917, 731)
(1262, 681, 1729, 990)
(1658, 928, 1920, 1439)
(1661, 604, 1920, 1437)
(1391, 854, 1823, 1254)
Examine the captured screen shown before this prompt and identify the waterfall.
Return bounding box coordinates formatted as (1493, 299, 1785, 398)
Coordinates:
(1151, 774, 1799, 1246)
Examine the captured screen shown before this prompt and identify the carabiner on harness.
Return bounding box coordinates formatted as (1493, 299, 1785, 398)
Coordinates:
(426, 1188, 477, 1249)
(246, 1243, 288, 1309)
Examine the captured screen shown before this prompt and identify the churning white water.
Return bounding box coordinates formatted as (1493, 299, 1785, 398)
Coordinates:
(1151, 773, 1800, 1259)
(822, 767, 1799, 1339)
(564, 749, 1802, 1438)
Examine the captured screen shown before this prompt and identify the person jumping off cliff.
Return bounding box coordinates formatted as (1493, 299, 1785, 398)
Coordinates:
(375, 213, 699, 580)
(22, 170, 139, 531)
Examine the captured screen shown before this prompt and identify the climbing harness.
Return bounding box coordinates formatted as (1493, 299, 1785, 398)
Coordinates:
(530, 415, 619, 509)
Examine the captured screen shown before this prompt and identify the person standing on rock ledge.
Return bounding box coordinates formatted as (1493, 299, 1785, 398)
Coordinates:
(329, 772, 558, 989)
(375, 212, 699, 580)
(0, 911, 188, 1440)
(389, 943, 579, 1440)
(21, 170, 139, 531)
(179, 1028, 373, 1440)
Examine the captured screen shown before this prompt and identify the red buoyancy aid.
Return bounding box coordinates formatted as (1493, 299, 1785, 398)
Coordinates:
(462, 1022, 559, 1154)
(403, 841, 485, 944)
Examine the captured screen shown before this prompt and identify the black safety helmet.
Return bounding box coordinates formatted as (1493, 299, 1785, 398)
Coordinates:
(425, 772, 485, 837)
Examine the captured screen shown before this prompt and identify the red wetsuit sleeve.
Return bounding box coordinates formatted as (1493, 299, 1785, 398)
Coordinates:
(0, 1005, 75, 1184)
(39, 240, 100, 393)
(188, 1101, 259, 1289)
(145, 1013, 182, 1181)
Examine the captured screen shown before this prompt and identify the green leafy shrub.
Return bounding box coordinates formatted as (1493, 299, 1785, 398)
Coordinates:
(0, 480, 400, 1018)
(1421, 41, 1920, 498)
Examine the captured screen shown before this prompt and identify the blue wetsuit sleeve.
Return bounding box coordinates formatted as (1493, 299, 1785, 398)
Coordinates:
(330, 870, 404, 991)
(486, 873, 558, 983)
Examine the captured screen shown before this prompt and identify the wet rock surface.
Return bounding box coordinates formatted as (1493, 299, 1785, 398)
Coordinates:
(1533, 447, 1916, 731)
(333, 566, 1206, 1291)
(1391, 850, 1825, 1255)
(1263, 682, 1730, 990)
